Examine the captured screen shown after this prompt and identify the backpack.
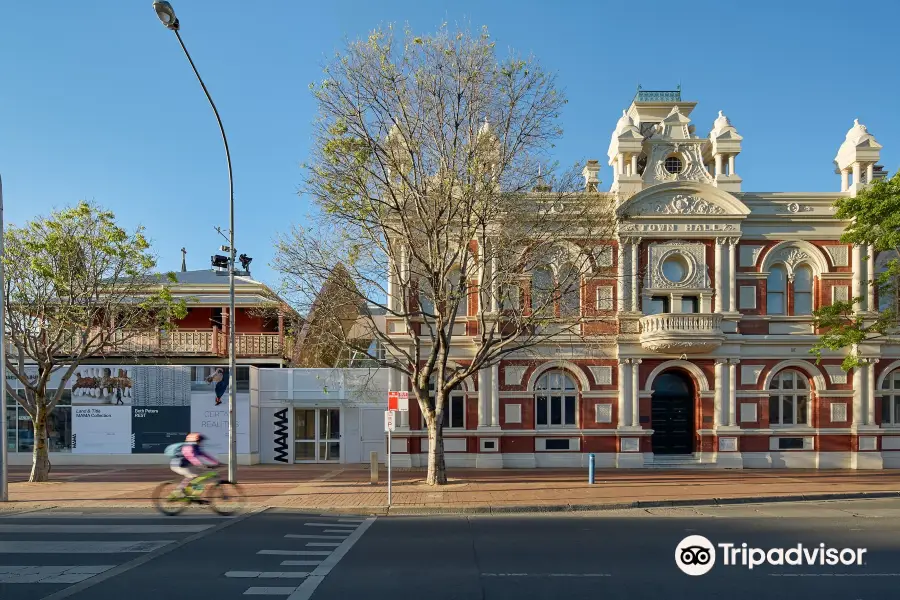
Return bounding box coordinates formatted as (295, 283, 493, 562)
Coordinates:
(164, 442, 187, 458)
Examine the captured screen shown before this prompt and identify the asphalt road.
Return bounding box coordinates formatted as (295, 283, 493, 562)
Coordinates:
(2, 500, 900, 599)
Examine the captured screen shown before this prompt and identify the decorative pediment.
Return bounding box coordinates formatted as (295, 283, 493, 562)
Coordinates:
(618, 182, 750, 218)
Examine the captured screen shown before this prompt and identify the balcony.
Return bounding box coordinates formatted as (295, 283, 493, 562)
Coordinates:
(63, 329, 290, 359)
(639, 313, 724, 354)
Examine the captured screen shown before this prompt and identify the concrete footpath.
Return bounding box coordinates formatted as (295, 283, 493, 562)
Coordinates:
(4, 465, 900, 514)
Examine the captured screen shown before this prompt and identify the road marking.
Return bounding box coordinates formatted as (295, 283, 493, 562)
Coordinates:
(0, 565, 116, 584)
(287, 517, 376, 600)
(244, 587, 298, 596)
(39, 506, 265, 600)
(305, 542, 340, 547)
(304, 522, 356, 529)
(337, 519, 365, 523)
(1, 512, 231, 520)
(284, 534, 346, 540)
(322, 530, 352, 534)
(227, 571, 309, 578)
(0, 541, 174, 553)
(280, 561, 322, 567)
(481, 573, 612, 577)
(258, 550, 332, 556)
(0, 524, 213, 533)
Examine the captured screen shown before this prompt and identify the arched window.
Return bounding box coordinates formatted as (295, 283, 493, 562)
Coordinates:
(767, 265, 786, 315)
(531, 266, 553, 313)
(558, 262, 581, 317)
(535, 371, 577, 427)
(876, 252, 897, 312)
(448, 268, 467, 318)
(881, 370, 900, 425)
(793, 265, 813, 315)
(423, 376, 466, 429)
(768, 370, 809, 426)
(418, 278, 435, 316)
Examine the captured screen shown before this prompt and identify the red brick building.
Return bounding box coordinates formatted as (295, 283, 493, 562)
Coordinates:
(385, 90, 895, 469)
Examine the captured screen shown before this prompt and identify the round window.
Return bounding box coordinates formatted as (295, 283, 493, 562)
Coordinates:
(662, 254, 689, 283)
(664, 156, 683, 174)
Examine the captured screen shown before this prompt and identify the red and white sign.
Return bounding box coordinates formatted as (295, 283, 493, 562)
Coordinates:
(388, 391, 409, 411)
(384, 410, 396, 432)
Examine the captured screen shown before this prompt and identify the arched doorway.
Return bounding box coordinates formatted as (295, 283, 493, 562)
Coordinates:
(651, 371, 695, 455)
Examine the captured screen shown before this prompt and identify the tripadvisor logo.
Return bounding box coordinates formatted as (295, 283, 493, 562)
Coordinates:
(675, 535, 868, 576)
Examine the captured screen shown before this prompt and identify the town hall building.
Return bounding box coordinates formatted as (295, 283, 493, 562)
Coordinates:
(383, 89, 897, 469)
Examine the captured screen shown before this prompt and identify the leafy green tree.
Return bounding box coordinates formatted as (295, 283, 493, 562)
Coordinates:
(813, 171, 900, 369)
(276, 25, 617, 485)
(3, 202, 186, 481)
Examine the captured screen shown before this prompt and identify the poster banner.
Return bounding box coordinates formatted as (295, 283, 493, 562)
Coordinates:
(190, 394, 250, 456)
(132, 407, 191, 453)
(72, 406, 132, 454)
(71, 367, 134, 406)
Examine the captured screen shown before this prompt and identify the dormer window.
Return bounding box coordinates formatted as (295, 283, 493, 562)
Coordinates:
(664, 155, 683, 174)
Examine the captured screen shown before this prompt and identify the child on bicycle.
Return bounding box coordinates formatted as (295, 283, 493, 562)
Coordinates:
(170, 432, 220, 495)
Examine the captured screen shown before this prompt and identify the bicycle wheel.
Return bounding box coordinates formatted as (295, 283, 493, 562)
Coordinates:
(208, 481, 246, 516)
(152, 481, 190, 516)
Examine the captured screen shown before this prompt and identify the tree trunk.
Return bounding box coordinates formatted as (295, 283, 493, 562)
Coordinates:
(425, 417, 447, 485)
(30, 403, 51, 482)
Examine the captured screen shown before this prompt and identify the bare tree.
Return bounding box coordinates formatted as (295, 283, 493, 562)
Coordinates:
(3, 201, 186, 481)
(276, 24, 618, 484)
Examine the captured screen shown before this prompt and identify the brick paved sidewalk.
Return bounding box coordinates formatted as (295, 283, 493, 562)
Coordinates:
(4, 465, 900, 513)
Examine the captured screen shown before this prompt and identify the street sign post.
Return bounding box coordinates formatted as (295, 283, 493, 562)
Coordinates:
(384, 409, 396, 506)
(388, 391, 409, 411)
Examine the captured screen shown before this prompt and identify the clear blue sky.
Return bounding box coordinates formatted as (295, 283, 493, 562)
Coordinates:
(2, 0, 898, 288)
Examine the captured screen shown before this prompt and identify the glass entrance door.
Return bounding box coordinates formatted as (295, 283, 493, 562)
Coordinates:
(293, 408, 341, 463)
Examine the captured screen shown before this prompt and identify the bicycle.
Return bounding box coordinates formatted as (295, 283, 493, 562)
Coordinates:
(151, 469, 246, 516)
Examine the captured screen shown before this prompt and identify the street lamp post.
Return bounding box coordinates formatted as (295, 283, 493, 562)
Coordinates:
(152, 1, 237, 484)
(0, 174, 7, 502)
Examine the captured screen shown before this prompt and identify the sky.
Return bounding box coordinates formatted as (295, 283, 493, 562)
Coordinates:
(2, 0, 898, 289)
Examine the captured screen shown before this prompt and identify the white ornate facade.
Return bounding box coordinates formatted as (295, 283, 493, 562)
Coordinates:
(387, 89, 895, 469)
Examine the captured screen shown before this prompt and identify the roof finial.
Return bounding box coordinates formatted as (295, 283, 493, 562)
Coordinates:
(180, 247, 187, 272)
(718, 110, 724, 117)
(854, 118, 860, 127)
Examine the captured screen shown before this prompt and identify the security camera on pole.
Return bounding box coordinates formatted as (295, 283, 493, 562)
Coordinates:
(152, 1, 238, 483)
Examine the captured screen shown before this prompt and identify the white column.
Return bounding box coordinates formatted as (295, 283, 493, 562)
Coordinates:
(477, 369, 489, 427)
(852, 162, 861, 189)
(714, 239, 725, 313)
(841, 169, 849, 192)
(727, 239, 737, 312)
(866, 163, 874, 184)
(714, 359, 726, 426)
(631, 359, 642, 427)
(387, 255, 396, 312)
(617, 154, 625, 176)
(490, 363, 499, 428)
(852, 364, 863, 427)
(397, 367, 410, 429)
(630, 239, 640, 312)
(867, 245, 876, 312)
(490, 240, 499, 313)
(728, 360, 739, 427)
(714, 154, 723, 177)
(630, 154, 637, 176)
(617, 360, 629, 428)
(852, 245, 862, 311)
(867, 359, 878, 426)
(617, 239, 629, 312)
(728, 154, 736, 176)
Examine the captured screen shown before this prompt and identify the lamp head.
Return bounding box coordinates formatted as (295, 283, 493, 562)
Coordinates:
(152, 1, 180, 31)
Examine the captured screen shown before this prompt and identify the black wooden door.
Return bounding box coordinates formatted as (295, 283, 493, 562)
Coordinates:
(651, 372, 694, 455)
